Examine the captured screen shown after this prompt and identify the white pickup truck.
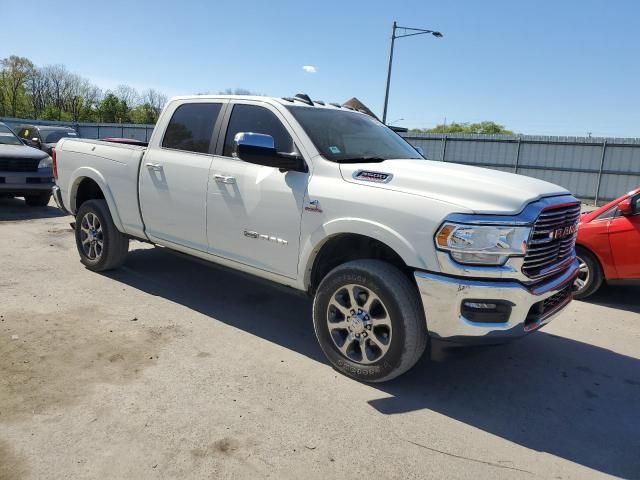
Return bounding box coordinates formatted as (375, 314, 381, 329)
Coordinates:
(53, 94, 580, 382)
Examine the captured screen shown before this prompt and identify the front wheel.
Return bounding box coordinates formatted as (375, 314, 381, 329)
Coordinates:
(573, 247, 603, 300)
(75, 199, 129, 271)
(313, 259, 428, 383)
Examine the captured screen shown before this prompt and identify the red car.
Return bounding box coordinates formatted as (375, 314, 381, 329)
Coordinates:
(574, 187, 640, 298)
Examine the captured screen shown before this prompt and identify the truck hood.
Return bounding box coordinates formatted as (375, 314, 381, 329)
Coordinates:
(339, 159, 569, 214)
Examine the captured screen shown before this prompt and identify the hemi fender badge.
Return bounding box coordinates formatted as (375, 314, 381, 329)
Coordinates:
(353, 170, 393, 183)
(305, 200, 323, 213)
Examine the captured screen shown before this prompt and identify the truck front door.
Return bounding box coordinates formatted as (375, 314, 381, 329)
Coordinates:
(206, 102, 308, 278)
(608, 193, 640, 278)
(139, 101, 224, 251)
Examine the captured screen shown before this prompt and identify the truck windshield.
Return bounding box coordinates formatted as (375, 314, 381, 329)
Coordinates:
(0, 125, 23, 146)
(286, 106, 422, 162)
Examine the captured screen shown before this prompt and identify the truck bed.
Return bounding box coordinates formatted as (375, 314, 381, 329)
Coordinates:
(55, 138, 148, 238)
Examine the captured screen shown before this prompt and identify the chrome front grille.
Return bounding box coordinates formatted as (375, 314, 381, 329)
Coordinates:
(522, 203, 581, 278)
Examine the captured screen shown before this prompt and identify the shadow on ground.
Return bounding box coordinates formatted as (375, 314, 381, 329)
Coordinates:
(105, 246, 640, 478)
(0, 197, 64, 221)
(581, 284, 640, 314)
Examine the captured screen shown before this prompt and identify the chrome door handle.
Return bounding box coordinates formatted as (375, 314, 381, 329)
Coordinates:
(214, 174, 236, 184)
(145, 162, 162, 169)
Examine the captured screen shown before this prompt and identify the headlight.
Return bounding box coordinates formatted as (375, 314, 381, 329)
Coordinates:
(38, 156, 52, 169)
(435, 222, 530, 265)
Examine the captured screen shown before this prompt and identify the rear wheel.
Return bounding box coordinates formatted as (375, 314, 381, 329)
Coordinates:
(24, 192, 51, 207)
(75, 199, 129, 271)
(574, 247, 603, 299)
(313, 259, 428, 382)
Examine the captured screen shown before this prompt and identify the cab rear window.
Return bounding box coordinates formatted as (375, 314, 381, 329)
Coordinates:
(162, 103, 222, 154)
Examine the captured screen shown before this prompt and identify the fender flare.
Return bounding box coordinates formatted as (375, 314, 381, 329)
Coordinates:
(69, 166, 125, 232)
(299, 217, 430, 290)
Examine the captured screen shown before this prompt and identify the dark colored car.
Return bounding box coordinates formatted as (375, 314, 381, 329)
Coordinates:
(0, 122, 54, 206)
(16, 124, 79, 155)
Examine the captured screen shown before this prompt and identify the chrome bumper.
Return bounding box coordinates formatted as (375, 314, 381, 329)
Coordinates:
(414, 258, 580, 344)
(52, 185, 71, 215)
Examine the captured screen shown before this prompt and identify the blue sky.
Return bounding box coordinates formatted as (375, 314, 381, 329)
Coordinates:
(2, 0, 639, 136)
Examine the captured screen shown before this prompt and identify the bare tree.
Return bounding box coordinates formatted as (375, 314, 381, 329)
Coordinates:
(141, 88, 168, 122)
(42, 64, 73, 120)
(66, 74, 93, 121)
(83, 85, 103, 116)
(219, 88, 261, 95)
(1, 55, 35, 117)
(114, 84, 139, 108)
(24, 68, 49, 119)
(0, 69, 7, 116)
(0, 54, 168, 123)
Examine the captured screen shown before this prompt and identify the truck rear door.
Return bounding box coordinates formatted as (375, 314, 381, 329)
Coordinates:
(138, 100, 226, 251)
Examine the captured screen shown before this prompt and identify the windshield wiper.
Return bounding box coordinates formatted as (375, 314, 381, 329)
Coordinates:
(335, 156, 387, 164)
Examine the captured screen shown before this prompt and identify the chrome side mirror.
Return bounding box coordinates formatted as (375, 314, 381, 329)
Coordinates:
(234, 132, 275, 153)
(233, 132, 307, 172)
(415, 146, 424, 157)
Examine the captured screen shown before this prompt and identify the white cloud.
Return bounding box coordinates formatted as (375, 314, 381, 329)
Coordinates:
(302, 65, 317, 73)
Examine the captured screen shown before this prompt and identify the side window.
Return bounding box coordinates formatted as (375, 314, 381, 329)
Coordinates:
(162, 103, 222, 154)
(632, 195, 640, 215)
(223, 104, 294, 157)
(594, 205, 618, 221)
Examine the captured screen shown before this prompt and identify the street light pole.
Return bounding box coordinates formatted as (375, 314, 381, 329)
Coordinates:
(381, 21, 443, 125)
(382, 21, 397, 125)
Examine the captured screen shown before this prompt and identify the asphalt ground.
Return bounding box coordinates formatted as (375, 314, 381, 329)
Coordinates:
(1, 197, 639, 479)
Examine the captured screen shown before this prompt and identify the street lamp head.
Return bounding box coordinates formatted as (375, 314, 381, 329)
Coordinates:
(382, 23, 443, 124)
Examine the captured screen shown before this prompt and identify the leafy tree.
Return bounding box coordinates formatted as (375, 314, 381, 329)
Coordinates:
(0, 55, 34, 117)
(98, 93, 130, 123)
(130, 103, 157, 124)
(411, 121, 513, 135)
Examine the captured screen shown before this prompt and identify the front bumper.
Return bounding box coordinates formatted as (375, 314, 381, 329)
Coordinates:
(415, 258, 579, 344)
(0, 169, 54, 195)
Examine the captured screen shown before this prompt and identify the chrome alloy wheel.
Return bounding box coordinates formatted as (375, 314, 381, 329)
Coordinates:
(326, 284, 392, 364)
(79, 212, 104, 260)
(574, 256, 590, 293)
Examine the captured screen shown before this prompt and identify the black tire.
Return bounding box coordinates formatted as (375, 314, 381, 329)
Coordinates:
(313, 259, 428, 383)
(75, 199, 129, 272)
(24, 192, 52, 207)
(574, 246, 603, 300)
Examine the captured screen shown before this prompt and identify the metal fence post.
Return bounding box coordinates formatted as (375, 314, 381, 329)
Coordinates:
(441, 135, 448, 162)
(96, 125, 100, 140)
(594, 140, 607, 205)
(513, 137, 522, 174)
